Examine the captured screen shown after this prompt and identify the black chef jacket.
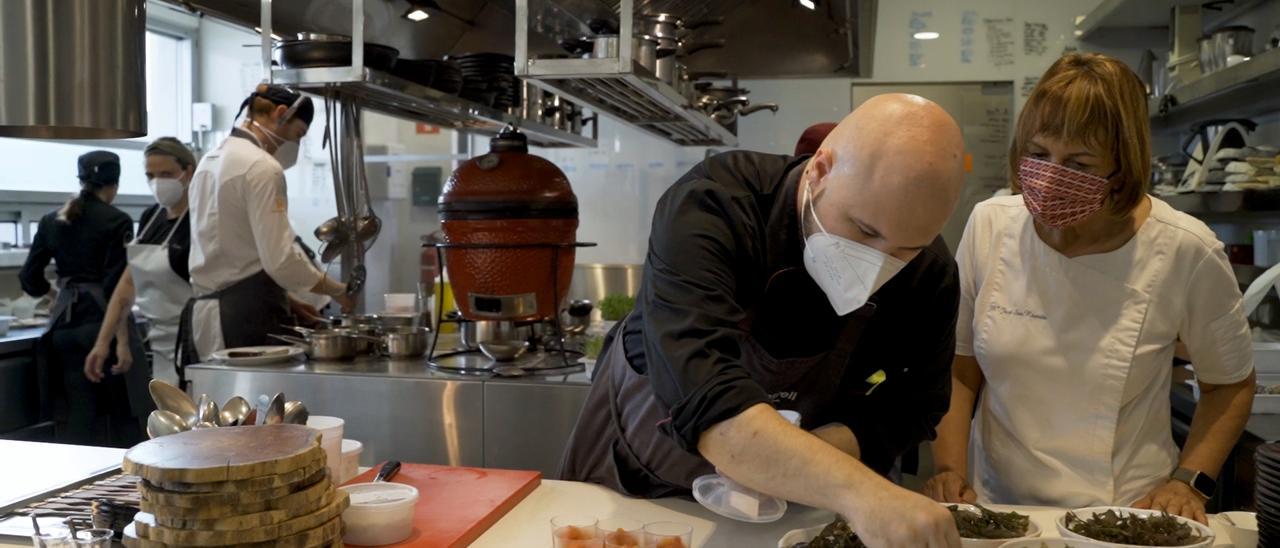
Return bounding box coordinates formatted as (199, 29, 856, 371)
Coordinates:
(20, 192, 133, 298)
(618, 150, 960, 473)
(138, 204, 191, 281)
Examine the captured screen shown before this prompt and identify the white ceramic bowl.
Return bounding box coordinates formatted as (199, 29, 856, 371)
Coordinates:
(946, 503, 1041, 548)
(1056, 506, 1214, 548)
(777, 524, 828, 548)
(999, 539, 1111, 548)
(1219, 511, 1258, 548)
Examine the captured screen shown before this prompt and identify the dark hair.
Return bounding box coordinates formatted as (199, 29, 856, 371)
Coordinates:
(57, 188, 95, 224)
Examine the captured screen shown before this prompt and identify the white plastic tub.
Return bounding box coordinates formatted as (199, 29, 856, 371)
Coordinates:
(340, 482, 419, 546)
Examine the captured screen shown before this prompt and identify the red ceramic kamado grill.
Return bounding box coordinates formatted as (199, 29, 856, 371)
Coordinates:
(438, 126, 579, 322)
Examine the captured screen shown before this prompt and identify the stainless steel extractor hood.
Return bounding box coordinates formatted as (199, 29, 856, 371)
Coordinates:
(0, 0, 148, 139)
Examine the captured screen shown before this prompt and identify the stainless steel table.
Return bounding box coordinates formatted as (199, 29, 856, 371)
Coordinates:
(185, 336, 593, 477)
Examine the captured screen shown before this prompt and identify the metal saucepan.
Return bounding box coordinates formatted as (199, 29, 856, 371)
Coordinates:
(271, 329, 358, 361)
(374, 326, 432, 359)
(643, 13, 725, 39)
(590, 34, 664, 75)
(654, 39, 722, 84)
(275, 34, 400, 72)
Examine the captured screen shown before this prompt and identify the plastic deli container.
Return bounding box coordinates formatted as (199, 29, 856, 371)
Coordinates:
(306, 416, 344, 479)
(341, 439, 363, 484)
(340, 482, 420, 545)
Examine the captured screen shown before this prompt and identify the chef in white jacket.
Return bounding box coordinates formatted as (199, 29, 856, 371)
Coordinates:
(178, 84, 354, 364)
(924, 53, 1256, 523)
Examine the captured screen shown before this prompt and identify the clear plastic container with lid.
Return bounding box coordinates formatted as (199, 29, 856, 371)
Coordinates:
(339, 482, 420, 546)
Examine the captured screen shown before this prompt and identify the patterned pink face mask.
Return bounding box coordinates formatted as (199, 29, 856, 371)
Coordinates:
(1018, 156, 1112, 228)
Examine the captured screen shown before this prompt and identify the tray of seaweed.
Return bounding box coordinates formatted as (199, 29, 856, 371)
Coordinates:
(1057, 507, 1213, 547)
(780, 519, 867, 548)
(947, 504, 1037, 541)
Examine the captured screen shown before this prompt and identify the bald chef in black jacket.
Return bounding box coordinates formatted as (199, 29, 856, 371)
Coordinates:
(561, 94, 968, 547)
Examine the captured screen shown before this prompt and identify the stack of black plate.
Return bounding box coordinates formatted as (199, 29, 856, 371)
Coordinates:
(448, 53, 517, 109)
(391, 59, 463, 96)
(1258, 443, 1280, 545)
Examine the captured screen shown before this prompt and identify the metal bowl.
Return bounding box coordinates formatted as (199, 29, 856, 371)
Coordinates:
(479, 340, 528, 362)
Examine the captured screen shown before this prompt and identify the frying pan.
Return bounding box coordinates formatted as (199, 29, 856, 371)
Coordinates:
(276, 35, 399, 72)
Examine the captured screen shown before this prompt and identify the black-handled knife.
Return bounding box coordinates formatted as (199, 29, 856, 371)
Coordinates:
(374, 460, 401, 482)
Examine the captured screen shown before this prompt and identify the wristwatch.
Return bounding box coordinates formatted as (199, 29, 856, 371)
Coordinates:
(1171, 467, 1217, 499)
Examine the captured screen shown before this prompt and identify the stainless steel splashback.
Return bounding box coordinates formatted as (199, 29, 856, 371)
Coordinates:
(0, 0, 147, 139)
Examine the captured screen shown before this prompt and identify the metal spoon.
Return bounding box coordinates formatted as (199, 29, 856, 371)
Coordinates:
(220, 396, 251, 427)
(149, 380, 197, 428)
(196, 395, 220, 427)
(265, 393, 286, 425)
(146, 410, 187, 438)
(282, 400, 310, 425)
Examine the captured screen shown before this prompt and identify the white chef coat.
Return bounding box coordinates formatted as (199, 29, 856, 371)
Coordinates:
(957, 195, 1253, 508)
(187, 132, 323, 358)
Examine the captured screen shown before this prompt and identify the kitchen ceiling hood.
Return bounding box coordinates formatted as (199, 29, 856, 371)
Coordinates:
(0, 0, 148, 139)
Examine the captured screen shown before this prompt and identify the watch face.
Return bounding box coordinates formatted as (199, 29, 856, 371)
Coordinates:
(1192, 472, 1217, 497)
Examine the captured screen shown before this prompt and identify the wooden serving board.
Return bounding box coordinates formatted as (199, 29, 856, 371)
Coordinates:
(123, 425, 322, 484)
(139, 467, 326, 507)
(135, 491, 349, 546)
(140, 473, 332, 519)
(149, 459, 326, 493)
(341, 463, 541, 548)
(152, 489, 331, 531)
(124, 516, 345, 548)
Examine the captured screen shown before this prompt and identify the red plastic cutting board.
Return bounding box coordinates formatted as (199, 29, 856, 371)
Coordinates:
(342, 463, 541, 548)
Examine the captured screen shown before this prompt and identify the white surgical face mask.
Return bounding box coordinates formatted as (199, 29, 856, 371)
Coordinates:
(253, 120, 301, 170)
(148, 177, 185, 209)
(801, 180, 907, 316)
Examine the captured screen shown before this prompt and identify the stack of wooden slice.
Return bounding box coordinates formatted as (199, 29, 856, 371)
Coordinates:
(120, 424, 348, 548)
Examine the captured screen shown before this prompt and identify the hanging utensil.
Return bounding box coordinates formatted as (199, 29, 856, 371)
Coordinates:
(266, 392, 287, 425)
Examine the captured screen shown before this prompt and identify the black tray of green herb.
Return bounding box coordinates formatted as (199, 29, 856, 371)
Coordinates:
(787, 519, 867, 548)
(947, 504, 1036, 540)
(1060, 508, 1211, 546)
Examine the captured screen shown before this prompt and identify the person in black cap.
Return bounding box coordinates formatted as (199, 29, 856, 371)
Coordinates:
(179, 83, 353, 366)
(19, 150, 153, 447)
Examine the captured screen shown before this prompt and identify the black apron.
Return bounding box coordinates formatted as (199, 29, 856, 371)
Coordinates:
(177, 269, 293, 372)
(558, 268, 878, 498)
(36, 279, 152, 446)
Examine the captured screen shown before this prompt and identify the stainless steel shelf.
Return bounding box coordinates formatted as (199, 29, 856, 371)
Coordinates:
(522, 58, 737, 146)
(1163, 188, 1280, 219)
(271, 66, 597, 149)
(1152, 47, 1280, 134)
(515, 0, 738, 147)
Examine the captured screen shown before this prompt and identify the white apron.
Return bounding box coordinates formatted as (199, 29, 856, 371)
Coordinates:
(127, 211, 192, 386)
(969, 217, 1171, 508)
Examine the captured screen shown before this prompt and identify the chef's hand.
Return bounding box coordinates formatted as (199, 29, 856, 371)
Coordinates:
(332, 292, 357, 313)
(1132, 480, 1207, 524)
(289, 297, 324, 327)
(112, 337, 133, 376)
(852, 484, 962, 548)
(922, 470, 978, 504)
(84, 343, 109, 383)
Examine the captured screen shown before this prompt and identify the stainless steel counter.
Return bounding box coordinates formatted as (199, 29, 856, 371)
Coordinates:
(0, 327, 42, 355)
(185, 336, 594, 477)
(0, 327, 46, 440)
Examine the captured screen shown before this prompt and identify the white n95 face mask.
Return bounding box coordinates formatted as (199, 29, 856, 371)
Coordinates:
(148, 177, 185, 209)
(801, 181, 907, 316)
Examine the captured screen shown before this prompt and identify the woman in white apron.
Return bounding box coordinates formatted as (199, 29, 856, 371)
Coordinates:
(86, 138, 195, 388)
(923, 53, 1256, 523)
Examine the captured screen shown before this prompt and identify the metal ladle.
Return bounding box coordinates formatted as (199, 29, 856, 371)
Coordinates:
(146, 410, 188, 438)
(149, 380, 197, 428)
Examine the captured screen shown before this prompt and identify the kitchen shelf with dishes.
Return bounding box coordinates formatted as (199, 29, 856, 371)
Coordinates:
(1163, 188, 1280, 218)
(514, 0, 742, 147)
(1151, 46, 1280, 134)
(270, 66, 595, 149)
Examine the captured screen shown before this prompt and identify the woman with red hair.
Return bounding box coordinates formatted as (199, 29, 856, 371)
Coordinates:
(923, 53, 1255, 523)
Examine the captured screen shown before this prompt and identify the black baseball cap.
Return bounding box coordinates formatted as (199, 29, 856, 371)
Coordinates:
(77, 150, 121, 187)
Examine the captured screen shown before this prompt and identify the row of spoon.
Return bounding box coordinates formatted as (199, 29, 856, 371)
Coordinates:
(145, 380, 310, 438)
